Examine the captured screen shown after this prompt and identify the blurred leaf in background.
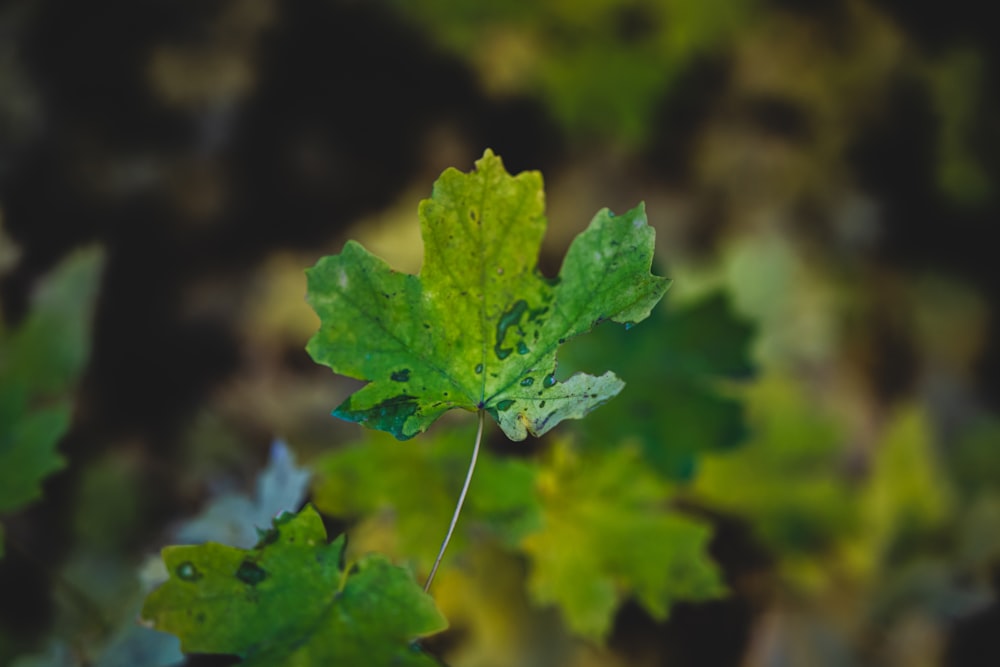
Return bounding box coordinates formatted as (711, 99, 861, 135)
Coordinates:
(311, 424, 541, 571)
(560, 290, 755, 480)
(382, 0, 754, 145)
(694, 375, 856, 585)
(923, 48, 993, 206)
(173, 439, 310, 548)
(522, 438, 724, 640)
(10, 625, 182, 667)
(859, 406, 954, 570)
(313, 425, 724, 652)
(0, 237, 104, 557)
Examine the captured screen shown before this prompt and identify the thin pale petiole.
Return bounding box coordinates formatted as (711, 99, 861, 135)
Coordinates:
(424, 409, 485, 592)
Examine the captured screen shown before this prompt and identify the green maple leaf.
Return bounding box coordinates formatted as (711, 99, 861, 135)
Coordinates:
(306, 150, 669, 440)
(522, 439, 724, 639)
(142, 505, 447, 666)
(560, 291, 755, 480)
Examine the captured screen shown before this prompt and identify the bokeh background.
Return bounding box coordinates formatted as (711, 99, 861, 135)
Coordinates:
(2, 1, 999, 665)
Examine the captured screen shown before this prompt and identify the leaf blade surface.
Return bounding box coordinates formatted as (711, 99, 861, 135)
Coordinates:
(306, 150, 669, 440)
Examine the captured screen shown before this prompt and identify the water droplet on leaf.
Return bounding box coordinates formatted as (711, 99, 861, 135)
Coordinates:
(543, 374, 556, 388)
(520, 377, 534, 386)
(475, 363, 483, 374)
(495, 399, 515, 411)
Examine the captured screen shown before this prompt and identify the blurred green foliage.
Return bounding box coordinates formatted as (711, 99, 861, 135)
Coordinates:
(313, 426, 722, 643)
(312, 425, 541, 568)
(0, 243, 104, 557)
(695, 375, 854, 560)
(561, 290, 754, 479)
(522, 439, 723, 639)
(383, 0, 754, 144)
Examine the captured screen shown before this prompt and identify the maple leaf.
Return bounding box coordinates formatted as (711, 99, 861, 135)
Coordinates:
(560, 291, 755, 480)
(1, 247, 104, 556)
(306, 150, 669, 440)
(522, 439, 724, 639)
(142, 505, 447, 666)
(311, 425, 541, 569)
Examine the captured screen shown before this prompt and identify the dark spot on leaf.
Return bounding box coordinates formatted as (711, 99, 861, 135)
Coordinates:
(255, 527, 280, 548)
(516, 341, 529, 355)
(334, 394, 421, 440)
(196, 612, 206, 624)
(495, 399, 515, 411)
(391, 369, 411, 382)
(176, 562, 201, 582)
(236, 560, 267, 586)
(475, 363, 484, 374)
(494, 299, 529, 359)
(539, 401, 546, 408)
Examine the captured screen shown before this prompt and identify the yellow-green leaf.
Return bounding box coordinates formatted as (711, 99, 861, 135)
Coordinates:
(142, 505, 446, 665)
(306, 150, 669, 440)
(522, 440, 724, 639)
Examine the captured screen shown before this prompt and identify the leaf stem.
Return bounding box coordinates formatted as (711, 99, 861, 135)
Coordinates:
(424, 408, 485, 592)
